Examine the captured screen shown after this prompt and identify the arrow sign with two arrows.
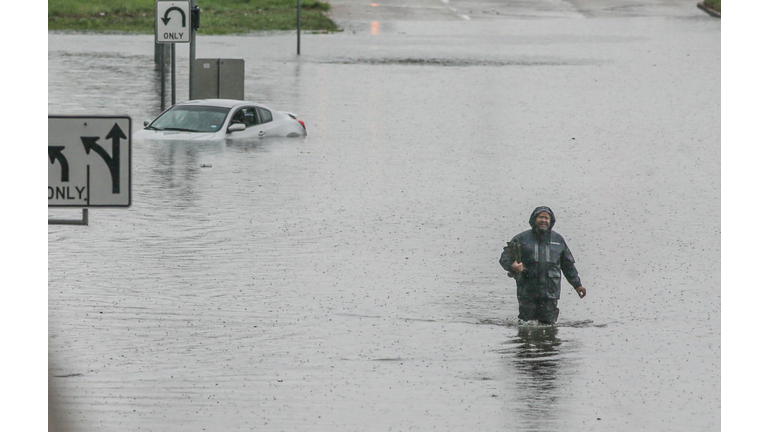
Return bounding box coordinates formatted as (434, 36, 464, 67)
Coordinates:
(48, 116, 131, 208)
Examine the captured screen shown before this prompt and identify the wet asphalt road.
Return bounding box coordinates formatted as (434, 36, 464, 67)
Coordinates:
(49, 1, 720, 430)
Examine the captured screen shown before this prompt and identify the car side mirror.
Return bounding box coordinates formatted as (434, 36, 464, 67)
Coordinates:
(228, 123, 246, 133)
(144, 120, 150, 127)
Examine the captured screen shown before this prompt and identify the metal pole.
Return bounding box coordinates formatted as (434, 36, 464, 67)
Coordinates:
(189, 0, 197, 100)
(171, 44, 176, 105)
(297, 0, 301, 55)
(160, 44, 166, 111)
(48, 209, 88, 226)
(217, 59, 222, 98)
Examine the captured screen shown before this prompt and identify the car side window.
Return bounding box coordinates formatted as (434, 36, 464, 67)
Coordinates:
(231, 107, 259, 128)
(257, 107, 273, 124)
(230, 109, 244, 125)
(242, 108, 259, 127)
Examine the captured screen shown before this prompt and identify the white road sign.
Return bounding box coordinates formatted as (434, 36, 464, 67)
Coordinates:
(156, 0, 191, 43)
(48, 116, 132, 208)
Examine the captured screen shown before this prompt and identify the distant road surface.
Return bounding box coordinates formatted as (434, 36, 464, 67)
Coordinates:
(327, 0, 699, 26)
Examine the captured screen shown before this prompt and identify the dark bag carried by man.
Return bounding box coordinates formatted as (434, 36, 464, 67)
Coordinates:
(503, 240, 522, 278)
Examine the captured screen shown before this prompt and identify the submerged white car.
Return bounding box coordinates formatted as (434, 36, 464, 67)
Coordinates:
(135, 99, 307, 140)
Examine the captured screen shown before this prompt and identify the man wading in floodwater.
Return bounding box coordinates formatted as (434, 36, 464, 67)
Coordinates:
(499, 206, 587, 324)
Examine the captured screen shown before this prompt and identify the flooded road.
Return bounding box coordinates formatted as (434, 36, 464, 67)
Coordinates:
(49, 1, 720, 430)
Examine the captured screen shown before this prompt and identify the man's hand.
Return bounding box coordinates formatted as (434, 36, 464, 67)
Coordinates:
(575, 286, 587, 298)
(511, 260, 524, 273)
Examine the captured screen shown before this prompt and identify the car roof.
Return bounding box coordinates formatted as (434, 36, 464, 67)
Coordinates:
(175, 99, 269, 109)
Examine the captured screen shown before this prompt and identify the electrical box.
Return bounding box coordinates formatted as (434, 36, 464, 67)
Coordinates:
(191, 58, 245, 100)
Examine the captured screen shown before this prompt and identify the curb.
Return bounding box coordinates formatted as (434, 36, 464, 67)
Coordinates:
(697, 2, 721, 18)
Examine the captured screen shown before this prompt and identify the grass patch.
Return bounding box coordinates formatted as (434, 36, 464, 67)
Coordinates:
(702, 0, 720, 13)
(49, 0, 338, 34)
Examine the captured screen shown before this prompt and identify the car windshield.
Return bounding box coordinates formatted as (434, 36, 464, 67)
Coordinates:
(148, 105, 230, 132)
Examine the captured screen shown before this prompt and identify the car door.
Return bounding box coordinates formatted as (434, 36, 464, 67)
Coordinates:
(227, 106, 265, 139)
(255, 106, 279, 136)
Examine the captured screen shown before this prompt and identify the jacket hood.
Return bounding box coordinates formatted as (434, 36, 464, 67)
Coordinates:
(529, 206, 556, 230)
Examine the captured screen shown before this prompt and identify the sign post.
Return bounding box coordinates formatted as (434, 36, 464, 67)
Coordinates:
(190, 0, 198, 100)
(48, 116, 132, 210)
(155, 0, 191, 104)
(297, 0, 301, 55)
(155, 0, 191, 44)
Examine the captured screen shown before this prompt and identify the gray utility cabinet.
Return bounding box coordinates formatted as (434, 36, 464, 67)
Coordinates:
(191, 59, 245, 100)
